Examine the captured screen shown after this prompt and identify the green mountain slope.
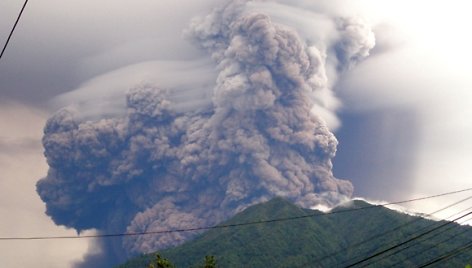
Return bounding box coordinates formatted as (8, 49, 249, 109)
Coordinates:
(118, 198, 472, 267)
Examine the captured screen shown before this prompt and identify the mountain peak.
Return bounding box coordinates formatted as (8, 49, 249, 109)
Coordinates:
(223, 196, 311, 225)
(334, 199, 374, 210)
(118, 197, 472, 268)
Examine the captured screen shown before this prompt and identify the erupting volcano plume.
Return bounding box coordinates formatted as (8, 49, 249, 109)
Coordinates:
(36, 0, 374, 266)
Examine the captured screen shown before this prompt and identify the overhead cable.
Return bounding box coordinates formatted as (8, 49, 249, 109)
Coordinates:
(1, 187, 472, 241)
(0, 0, 29, 60)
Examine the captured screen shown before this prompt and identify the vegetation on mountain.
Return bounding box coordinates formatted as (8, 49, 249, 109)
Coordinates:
(118, 198, 472, 267)
(146, 254, 216, 268)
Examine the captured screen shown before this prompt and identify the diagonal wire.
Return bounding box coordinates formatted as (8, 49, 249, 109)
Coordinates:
(0, 187, 472, 241)
(389, 219, 472, 267)
(293, 194, 472, 268)
(357, 207, 472, 267)
(0, 0, 29, 60)
(417, 239, 472, 268)
(342, 209, 472, 267)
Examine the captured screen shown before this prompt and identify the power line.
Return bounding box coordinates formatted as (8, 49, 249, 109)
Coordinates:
(1, 187, 472, 241)
(342, 209, 472, 268)
(302, 194, 472, 267)
(356, 206, 472, 267)
(389, 222, 472, 267)
(417, 239, 472, 268)
(0, 0, 29, 60)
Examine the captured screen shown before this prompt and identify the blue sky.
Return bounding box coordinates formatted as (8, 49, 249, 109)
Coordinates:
(1, 0, 472, 267)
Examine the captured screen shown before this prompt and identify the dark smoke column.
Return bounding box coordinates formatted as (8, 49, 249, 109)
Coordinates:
(37, 0, 374, 266)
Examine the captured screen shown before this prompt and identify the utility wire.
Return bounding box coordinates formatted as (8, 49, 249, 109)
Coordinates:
(417, 239, 472, 268)
(342, 210, 472, 268)
(357, 206, 472, 267)
(127, 196, 472, 268)
(302, 194, 472, 268)
(389, 222, 472, 267)
(0, 0, 29, 60)
(1, 187, 472, 241)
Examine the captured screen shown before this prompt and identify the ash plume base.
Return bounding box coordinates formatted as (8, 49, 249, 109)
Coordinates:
(36, 0, 374, 266)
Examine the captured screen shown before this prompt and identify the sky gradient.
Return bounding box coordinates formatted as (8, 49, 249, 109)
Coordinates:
(1, 0, 472, 267)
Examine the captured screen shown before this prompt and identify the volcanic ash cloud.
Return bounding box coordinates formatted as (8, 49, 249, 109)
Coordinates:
(36, 0, 375, 262)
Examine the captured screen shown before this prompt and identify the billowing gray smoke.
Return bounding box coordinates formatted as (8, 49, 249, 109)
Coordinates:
(37, 0, 374, 265)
